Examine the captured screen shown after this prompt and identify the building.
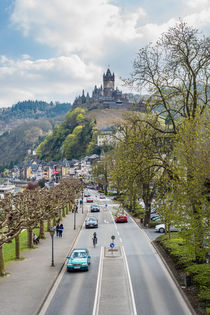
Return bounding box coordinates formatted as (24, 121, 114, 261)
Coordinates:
(72, 68, 146, 112)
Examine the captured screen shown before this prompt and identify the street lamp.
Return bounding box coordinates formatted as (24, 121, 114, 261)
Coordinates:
(50, 226, 56, 266)
(82, 188, 84, 214)
(74, 204, 77, 230)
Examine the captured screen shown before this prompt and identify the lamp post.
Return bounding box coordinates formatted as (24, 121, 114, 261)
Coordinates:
(50, 226, 56, 266)
(74, 204, 77, 230)
(82, 188, 84, 214)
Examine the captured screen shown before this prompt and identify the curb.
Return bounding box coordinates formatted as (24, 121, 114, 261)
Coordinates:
(35, 212, 87, 315)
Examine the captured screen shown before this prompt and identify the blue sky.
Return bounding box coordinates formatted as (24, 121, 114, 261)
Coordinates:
(0, 0, 209, 108)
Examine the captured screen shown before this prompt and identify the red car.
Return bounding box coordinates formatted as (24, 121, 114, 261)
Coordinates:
(115, 215, 128, 223)
(86, 198, 93, 203)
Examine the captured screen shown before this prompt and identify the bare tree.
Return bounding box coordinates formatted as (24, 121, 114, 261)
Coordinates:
(127, 21, 210, 133)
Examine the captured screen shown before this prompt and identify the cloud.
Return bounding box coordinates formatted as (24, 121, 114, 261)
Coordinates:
(1, 0, 209, 108)
(0, 55, 102, 107)
(184, 0, 209, 9)
(11, 0, 146, 59)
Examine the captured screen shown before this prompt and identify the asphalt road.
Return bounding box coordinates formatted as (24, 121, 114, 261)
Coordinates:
(44, 192, 192, 315)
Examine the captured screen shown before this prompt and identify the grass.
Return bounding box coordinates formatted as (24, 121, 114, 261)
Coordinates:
(3, 224, 47, 266)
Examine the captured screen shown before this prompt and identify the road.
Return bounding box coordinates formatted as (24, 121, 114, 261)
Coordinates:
(43, 191, 192, 315)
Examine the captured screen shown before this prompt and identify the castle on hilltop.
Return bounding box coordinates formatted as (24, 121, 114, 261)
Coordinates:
(72, 68, 145, 111)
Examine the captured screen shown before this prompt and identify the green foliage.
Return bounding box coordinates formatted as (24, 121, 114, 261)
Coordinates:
(0, 120, 52, 167)
(186, 264, 210, 302)
(0, 100, 71, 122)
(37, 107, 96, 161)
(157, 234, 195, 268)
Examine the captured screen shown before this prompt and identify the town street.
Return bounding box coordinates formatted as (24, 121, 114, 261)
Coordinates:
(43, 192, 192, 315)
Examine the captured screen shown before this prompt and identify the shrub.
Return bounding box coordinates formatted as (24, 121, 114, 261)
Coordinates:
(186, 264, 210, 302)
(157, 234, 195, 268)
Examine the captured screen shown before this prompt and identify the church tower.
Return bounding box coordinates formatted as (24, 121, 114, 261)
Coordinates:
(103, 68, 115, 97)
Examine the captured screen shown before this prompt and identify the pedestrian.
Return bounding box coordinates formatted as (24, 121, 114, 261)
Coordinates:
(56, 223, 59, 237)
(58, 223, 64, 237)
(33, 233, 39, 245)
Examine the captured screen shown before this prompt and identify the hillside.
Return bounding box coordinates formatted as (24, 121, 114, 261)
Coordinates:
(0, 120, 52, 169)
(0, 100, 71, 135)
(86, 108, 130, 129)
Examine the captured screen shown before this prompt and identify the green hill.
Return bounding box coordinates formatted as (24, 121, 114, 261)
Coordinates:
(0, 100, 71, 135)
(0, 120, 52, 169)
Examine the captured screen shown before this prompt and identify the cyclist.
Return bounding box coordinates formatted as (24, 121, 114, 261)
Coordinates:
(93, 232, 97, 247)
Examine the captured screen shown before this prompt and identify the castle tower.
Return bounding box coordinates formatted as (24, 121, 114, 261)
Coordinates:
(103, 68, 115, 97)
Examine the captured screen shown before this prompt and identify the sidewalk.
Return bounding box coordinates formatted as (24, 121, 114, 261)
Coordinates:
(0, 205, 87, 315)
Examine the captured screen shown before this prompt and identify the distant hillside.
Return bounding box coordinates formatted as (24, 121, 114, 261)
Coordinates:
(0, 100, 71, 135)
(86, 108, 130, 129)
(36, 108, 99, 161)
(0, 120, 52, 169)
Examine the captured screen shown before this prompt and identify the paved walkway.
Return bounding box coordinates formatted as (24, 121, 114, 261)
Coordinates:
(0, 205, 87, 315)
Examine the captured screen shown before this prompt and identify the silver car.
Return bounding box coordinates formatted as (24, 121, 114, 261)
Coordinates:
(85, 217, 98, 229)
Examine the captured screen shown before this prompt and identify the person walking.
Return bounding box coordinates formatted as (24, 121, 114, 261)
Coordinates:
(56, 223, 60, 237)
(58, 223, 64, 237)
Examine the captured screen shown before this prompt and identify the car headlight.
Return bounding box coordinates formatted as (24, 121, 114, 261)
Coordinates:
(68, 263, 73, 266)
(82, 263, 88, 266)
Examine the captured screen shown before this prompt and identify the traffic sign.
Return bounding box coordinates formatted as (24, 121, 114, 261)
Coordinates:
(111, 235, 115, 240)
(110, 243, 115, 248)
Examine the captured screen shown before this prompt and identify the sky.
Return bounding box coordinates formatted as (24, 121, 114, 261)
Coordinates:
(0, 0, 209, 108)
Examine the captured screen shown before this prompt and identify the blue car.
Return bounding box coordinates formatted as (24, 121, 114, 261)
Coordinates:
(67, 248, 91, 271)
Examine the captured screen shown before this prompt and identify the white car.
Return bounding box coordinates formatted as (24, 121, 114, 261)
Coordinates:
(155, 224, 180, 233)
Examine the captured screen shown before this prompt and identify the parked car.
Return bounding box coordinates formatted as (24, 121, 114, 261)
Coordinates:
(151, 215, 161, 221)
(85, 217, 98, 228)
(90, 204, 100, 212)
(84, 193, 90, 197)
(86, 197, 93, 203)
(155, 224, 181, 233)
(67, 248, 91, 271)
(115, 214, 128, 223)
(99, 194, 106, 199)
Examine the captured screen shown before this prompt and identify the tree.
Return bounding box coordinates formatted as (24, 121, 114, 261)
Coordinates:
(170, 112, 210, 262)
(111, 113, 167, 224)
(127, 21, 210, 134)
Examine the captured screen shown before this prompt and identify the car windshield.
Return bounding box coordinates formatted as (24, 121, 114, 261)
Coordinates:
(88, 218, 96, 222)
(71, 251, 87, 259)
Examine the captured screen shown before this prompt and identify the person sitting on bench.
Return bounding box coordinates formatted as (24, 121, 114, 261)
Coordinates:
(33, 233, 39, 245)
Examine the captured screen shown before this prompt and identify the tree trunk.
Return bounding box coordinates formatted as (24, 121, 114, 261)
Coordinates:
(62, 207, 66, 217)
(0, 245, 6, 276)
(27, 228, 33, 248)
(66, 204, 69, 215)
(47, 219, 51, 232)
(15, 235, 20, 259)
(40, 219, 45, 239)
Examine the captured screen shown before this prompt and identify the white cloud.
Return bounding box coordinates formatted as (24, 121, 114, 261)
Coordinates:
(1, 0, 208, 108)
(0, 55, 102, 107)
(11, 0, 146, 59)
(184, 0, 209, 9)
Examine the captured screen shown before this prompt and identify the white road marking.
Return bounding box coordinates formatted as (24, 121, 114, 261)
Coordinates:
(38, 227, 83, 315)
(92, 247, 104, 315)
(121, 246, 137, 315)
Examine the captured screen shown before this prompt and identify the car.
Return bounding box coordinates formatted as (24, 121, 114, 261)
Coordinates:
(115, 214, 128, 223)
(155, 224, 181, 233)
(67, 248, 91, 271)
(85, 217, 98, 228)
(99, 194, 106, 199)
(86, 197, 93, 203)
(84, 193, 90, 197)
(151, 215, 161, 221)
(90, 204, 100, 212)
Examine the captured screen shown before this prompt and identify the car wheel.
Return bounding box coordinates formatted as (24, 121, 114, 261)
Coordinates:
(159, 227, 165, 233)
